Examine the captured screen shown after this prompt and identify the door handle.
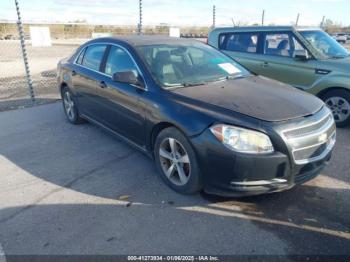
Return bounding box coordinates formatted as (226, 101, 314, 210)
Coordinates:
(71, 70, 77, 76)
(99, 81, 107, 88)
(261, 62, 269, 68)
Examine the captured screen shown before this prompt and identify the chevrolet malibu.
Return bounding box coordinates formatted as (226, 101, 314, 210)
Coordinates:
(57, 36, 336, 197)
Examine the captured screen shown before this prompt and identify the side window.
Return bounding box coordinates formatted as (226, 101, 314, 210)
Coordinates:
(105, 46, 138, 76)
(76, 48, 86, 65)
(81, 44, 107, 71)
(264, 34, 291, 57)
(220, 33, 258, 53)
(264, 33, 308, 58)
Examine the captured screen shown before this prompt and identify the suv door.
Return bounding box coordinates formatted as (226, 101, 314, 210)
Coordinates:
(255, 32, 321, 90)
(72, 44, 107, 119)
(95, 44, 146, 146)
(219, 32, 263, 74)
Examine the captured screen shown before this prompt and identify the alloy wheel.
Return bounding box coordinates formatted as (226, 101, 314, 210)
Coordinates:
(63, 91, 75, 121)
(325, 96, 350, 123)
(159, 138, 191, 186)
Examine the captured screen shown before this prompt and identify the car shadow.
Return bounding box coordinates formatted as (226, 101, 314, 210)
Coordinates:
(0, 103, 349, 255)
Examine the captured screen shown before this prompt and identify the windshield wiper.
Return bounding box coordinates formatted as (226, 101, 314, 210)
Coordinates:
(166, 81, 205, 89)
(209, 74, 245, 83)
(181, 82, 206, 87)
(330, 54, 349, 59)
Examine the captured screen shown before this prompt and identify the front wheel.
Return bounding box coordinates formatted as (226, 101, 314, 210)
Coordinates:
(154, 127, 202, 194)
(322, 89, 350, 127)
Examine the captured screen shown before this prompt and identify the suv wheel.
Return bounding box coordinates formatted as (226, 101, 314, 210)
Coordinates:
(154, 127, 202, 194)
(61, 86, 84, 124)
(322, 89, 350, 127)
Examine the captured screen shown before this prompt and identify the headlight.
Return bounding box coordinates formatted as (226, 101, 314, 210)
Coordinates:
(210, 124, 274, 154)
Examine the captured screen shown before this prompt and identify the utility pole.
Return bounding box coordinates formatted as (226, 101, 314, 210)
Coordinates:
(262, 10, 265, 26)
(212, 5, 216, 29)
(14, 0, 35, 102)
(138, 0, 142, 35)
(295, 13, 300, 26)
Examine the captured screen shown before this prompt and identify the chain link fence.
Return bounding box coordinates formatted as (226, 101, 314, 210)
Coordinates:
(0, 23, 28, 111)
(0, 22, 81, 111)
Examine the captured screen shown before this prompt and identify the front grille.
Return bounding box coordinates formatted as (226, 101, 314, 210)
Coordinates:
(281, 107, 336, 165)
(293, 143, 328, 161)
(283, 114, 333, 139)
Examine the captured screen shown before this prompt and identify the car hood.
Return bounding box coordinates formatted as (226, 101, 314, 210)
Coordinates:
(172, 75, 324, 122)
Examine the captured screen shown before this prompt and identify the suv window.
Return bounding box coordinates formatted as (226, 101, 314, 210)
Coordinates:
(264, 33, 307, 57)
(219, 32, 258, 53)
(81, 44, 107, 71)
(105, 46, 138, 76)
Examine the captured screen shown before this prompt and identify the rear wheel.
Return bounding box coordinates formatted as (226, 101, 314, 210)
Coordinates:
(322, 89, 350, 127)
(61, 86, 84, 124)
(154, 127, 202, 194)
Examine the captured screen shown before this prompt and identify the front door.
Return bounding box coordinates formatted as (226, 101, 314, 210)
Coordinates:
(255, 32, 321, 90)
(95, 45, 146, 146)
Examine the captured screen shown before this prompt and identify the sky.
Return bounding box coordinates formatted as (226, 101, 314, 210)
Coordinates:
(0, 0, 349, 27)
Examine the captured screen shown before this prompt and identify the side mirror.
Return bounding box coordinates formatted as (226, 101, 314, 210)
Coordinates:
(293, 50, 310, 61)
(112, 71, 144, 88)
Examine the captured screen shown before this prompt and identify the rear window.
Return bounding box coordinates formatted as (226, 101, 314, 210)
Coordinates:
(219, 32, 258, 53)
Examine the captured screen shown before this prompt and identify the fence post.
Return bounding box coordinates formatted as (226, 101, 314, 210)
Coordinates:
(138, 0, 142, 35)
(14, 0, 35, 102)
(262, 10, 265, 26)
(295, 13, 300, 26)
(320, 16, 325, 28)
(212, 5, 216, 29)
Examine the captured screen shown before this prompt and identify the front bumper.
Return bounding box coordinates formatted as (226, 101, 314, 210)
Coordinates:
(190, 128, 333, 197)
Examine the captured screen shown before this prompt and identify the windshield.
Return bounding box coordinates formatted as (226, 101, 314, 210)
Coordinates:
(299, 30, 349, 59)
(137, 43, 250, 88)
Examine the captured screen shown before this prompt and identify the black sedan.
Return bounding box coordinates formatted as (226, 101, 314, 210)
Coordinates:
(57, 36, 336, 197)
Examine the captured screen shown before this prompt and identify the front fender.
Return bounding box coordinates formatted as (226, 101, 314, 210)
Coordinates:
(309, 73, 350, 96)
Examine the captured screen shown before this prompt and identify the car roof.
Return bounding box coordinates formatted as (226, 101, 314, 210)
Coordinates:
(89, 35, 201, 47)
(211, 26, 322, 33)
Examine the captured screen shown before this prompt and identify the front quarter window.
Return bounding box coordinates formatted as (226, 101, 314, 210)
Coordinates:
(81, 44, 107, 71)
(104, 46, 138, 76)
(299, 30, 349, 59)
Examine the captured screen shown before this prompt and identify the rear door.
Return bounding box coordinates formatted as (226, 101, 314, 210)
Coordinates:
(94, 44, 146, 146)
(71, 44, 108, 118)
(219, 31, 264, 74)
(256, 32, 321, 90)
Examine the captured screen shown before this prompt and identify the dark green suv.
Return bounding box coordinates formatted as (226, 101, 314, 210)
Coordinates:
(209, 26, 350, 127)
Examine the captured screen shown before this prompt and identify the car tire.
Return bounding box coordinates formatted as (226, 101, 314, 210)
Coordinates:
(61, 86, 84, 124)
(322, 89, 350, 127)
(154, 127, 202, 194)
